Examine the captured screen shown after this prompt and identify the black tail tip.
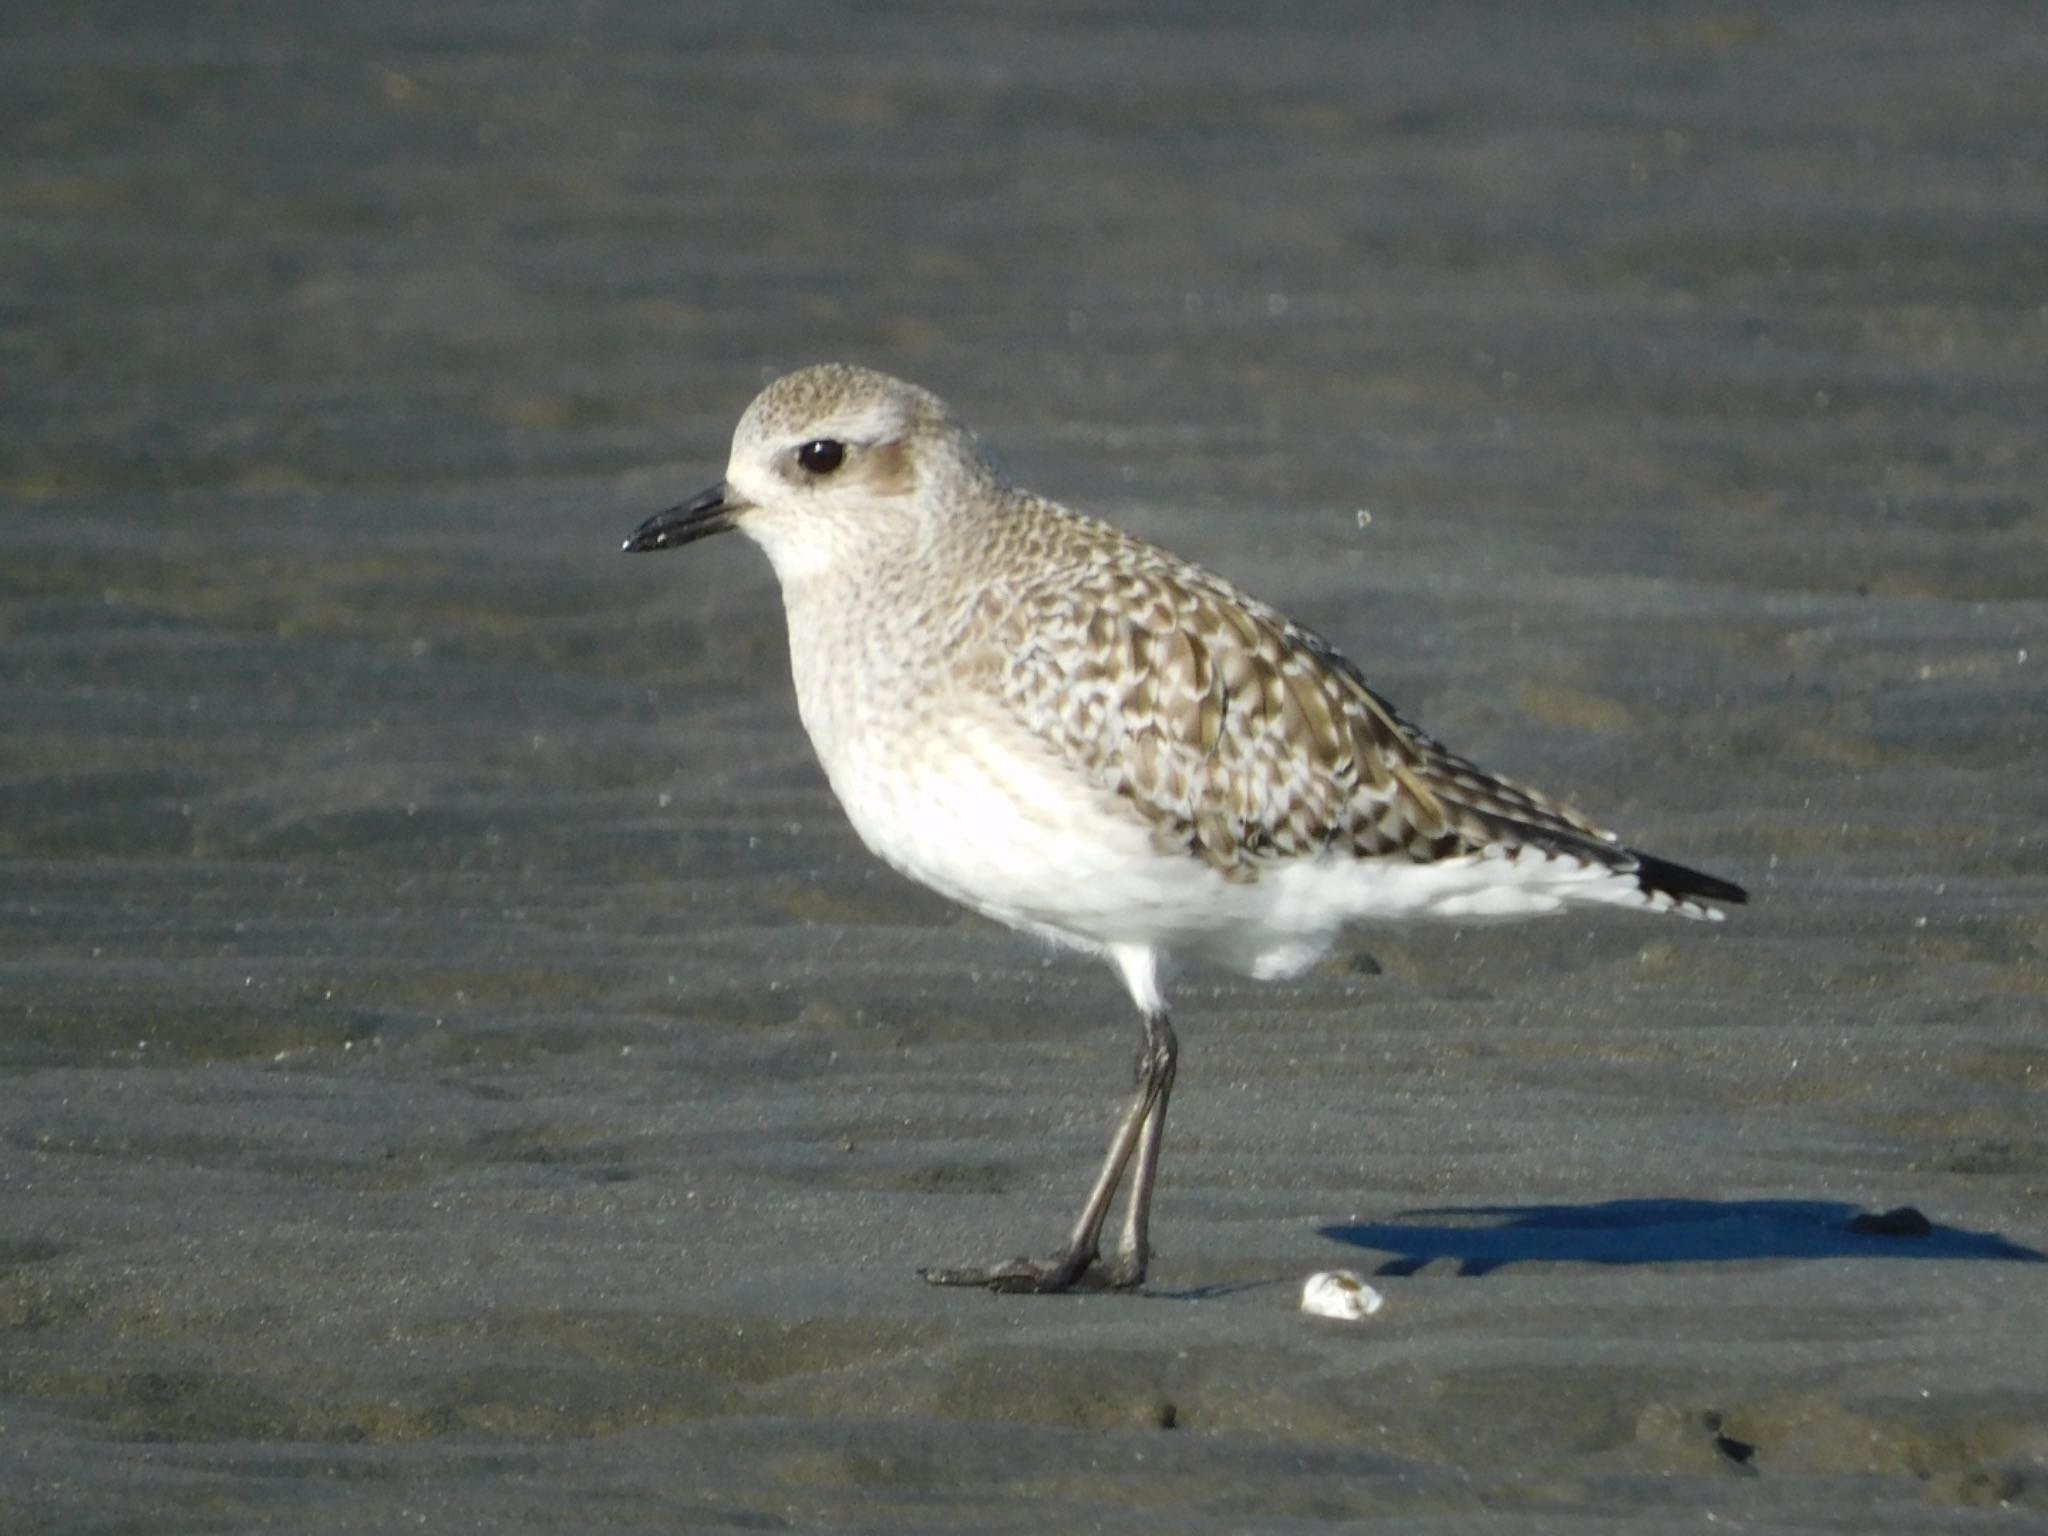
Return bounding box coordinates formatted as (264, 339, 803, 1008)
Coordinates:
(1634, 852, 1748, 908)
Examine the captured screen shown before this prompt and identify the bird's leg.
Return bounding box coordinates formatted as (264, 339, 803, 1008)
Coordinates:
(920, 1006, 1175, 1294)
(1103, 1009, 1177, 1289)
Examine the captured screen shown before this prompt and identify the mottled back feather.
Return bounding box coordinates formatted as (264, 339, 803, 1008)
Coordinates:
(973, 497, 1634, 883)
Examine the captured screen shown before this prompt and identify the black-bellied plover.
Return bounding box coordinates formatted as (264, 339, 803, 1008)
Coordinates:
(626, 363, 1746, 1293)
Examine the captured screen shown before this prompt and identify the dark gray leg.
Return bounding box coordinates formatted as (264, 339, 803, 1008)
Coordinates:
(921, 1007, 1177, 1294)
(1104, 1010, 1177, 1288)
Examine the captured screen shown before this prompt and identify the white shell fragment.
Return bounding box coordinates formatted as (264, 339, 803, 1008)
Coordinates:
(1300, 1269, 1385, 1321)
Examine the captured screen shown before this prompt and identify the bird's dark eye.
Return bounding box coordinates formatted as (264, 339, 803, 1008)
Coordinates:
(796, 439, 846, 476)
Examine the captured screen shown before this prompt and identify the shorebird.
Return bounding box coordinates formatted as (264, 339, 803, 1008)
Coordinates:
(626, 363, 1745, 1293)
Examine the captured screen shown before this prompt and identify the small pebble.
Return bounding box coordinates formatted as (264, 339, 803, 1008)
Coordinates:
(1301, 1269, 1385, 1321)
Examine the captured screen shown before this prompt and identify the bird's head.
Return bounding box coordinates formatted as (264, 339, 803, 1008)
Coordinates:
(626, 364, 998, 585)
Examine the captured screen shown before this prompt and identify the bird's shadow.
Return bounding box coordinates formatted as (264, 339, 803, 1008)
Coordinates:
(1320, 1198, 2044, 1277)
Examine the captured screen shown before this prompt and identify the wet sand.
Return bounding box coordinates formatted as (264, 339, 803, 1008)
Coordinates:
(4, 3, 2046, 1529)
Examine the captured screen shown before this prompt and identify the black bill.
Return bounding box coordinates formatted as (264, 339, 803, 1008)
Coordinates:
(623, 482, 744, 553)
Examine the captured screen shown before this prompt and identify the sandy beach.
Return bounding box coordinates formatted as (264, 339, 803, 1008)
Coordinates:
(4, 3, 2045, 1528)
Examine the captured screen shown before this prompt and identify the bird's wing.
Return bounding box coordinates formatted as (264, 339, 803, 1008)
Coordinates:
(985, 547, 1633, 881)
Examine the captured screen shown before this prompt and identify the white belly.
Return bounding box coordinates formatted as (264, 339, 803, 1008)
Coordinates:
(817, 708, 1196, 955)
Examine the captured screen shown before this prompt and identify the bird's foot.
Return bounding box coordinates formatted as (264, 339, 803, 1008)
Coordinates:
(920, 1246, 1121, 1294)
(1099, 1249, 1148, 1289)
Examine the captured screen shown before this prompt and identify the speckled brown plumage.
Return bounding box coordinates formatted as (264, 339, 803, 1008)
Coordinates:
(954, 493, 1660, 892)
